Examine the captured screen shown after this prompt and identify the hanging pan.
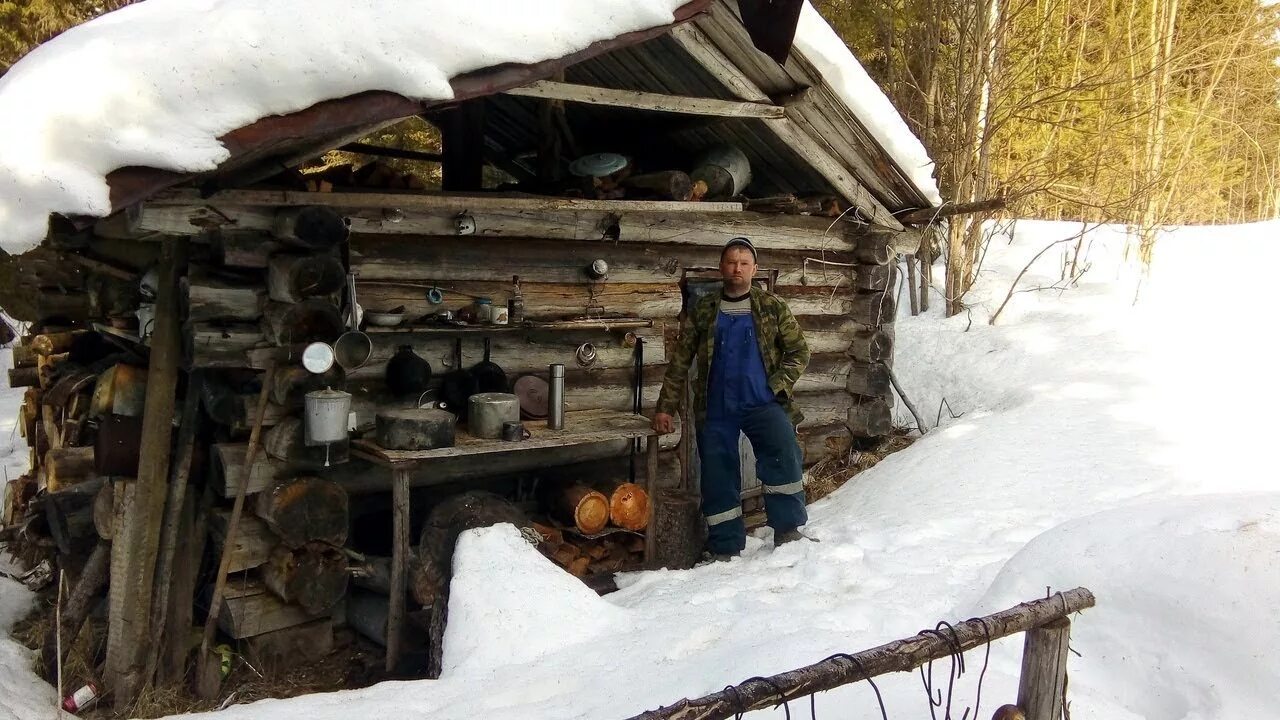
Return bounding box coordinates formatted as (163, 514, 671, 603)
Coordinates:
(439, 338, 478, 419)
(471, 337, 508, 394)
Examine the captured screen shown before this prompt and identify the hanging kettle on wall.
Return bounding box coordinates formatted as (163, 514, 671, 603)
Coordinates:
(386, 345, 432, 397)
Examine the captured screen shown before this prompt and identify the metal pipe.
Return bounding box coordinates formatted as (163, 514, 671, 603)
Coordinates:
(547, 363, 565, 430)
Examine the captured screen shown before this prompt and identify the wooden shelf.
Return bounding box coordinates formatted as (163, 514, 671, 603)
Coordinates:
(92, 322, 147, 347)
(363, 319, 653, 335)
(351, 408, 654, 466)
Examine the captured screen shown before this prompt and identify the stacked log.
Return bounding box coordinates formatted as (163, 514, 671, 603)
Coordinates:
(534, 522, 645, 578)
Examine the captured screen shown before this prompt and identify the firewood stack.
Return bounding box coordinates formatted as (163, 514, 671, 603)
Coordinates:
(534, 480, 651, 578)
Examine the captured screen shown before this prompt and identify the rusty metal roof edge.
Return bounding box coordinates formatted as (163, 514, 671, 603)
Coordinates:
(95, 0, 716, 225)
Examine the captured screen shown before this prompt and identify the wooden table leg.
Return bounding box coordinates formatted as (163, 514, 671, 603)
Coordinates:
(387, 467, 410, 672)
(645, 434, 658, 565)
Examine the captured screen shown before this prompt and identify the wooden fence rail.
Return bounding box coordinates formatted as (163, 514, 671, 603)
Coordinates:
(624, 587, 1095, 720)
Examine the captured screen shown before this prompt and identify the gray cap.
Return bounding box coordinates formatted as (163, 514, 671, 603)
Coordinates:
(722, 236, 757, 260)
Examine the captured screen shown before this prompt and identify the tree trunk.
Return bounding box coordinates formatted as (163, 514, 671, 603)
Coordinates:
(552, 484, 610, 535)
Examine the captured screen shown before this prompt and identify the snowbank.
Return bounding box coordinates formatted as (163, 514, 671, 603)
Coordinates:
(2, 221, 1277, 719)
(0, 0, 692, 255)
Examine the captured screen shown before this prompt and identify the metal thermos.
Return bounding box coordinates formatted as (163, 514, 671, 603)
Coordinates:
(547, 363, 565, 430)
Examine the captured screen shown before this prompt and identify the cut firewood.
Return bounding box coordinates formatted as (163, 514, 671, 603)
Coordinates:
(36, 352, 68, 389)
(44, 447, 95, 492)
(31, 330, 82, 356)
(567, 557, 590, 578)
(585, 543, 610, 561)
(621, 171, 694, 201)
(550, 543, 579, 567)
(531, 521, 563, 547)
(7, 366, 39, 388)
(552, 484, 609, 535)
(261, 542, 349, 615)
(597, 480, 650, 531)
(253, 476, 349, 549)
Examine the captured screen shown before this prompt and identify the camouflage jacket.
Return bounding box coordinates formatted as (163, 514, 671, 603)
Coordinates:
(656, 285, 810, 425)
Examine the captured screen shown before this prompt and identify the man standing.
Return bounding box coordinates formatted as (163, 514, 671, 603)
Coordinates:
(653, 237, 812, 558)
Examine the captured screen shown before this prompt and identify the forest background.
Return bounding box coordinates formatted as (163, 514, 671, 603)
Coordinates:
(3, 0, 1278, 315)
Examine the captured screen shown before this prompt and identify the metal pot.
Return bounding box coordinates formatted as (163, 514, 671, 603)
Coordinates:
(468, 393, 520, 439)
(304, 386, 352, 445)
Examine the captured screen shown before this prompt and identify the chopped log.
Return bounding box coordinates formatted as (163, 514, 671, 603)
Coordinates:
(846, 398, 893, 439)
(566, 556, 591, 577)
(7, 367, 39, 388)
(37, 352, 68, 389)
(185, 271, 265, 322)
(532, 521, 563, 547)
(652, 489, 704, 570)
(849, 293, 895, 327)
(209, 509, 275, 572)
(43, 477, 103, 553)
(41, 541, 110, 679)
(253, 477, 348, 549)
(550, 542, 580, 567)
(245, 619, 334, 671)
(846, 328, 893, 363)
(260, 299, 343, 346)
(12, 344, 38, 369)
(853, 263, 897, 292)
(213, 442, 290, 497)
(844, 361, 892, 398)
(852, 234, 893, 265)
(31, 331, 82, 356)
(44, 447, 95, 492)
(261, 542, 349, 615)
(267, 253, 345, 303)
(272, 206, 349, 249)
(552, 484, 609, 535)
(596, 480, 650, 531)
(621, 171, 695, 201)
(41, 405, 62, 451)
(261, 417, 347, 468)
(93, 481, 115, 540)
(218, 579, 316, 639)
(3, 475, 36, 526)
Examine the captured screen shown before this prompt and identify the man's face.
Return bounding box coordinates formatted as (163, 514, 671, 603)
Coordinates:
(719, 246, 757, 295)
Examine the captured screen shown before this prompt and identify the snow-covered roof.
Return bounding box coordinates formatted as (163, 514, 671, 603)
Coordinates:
(0, 0, 940, 256)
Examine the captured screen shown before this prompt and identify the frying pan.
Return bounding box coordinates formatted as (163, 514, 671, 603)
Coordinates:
(471, 337, 508, 394)
(439, 338, 478, 419)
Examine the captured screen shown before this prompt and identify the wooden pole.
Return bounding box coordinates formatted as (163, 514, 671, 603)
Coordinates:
(623, 588, 1095, 720)
(196, 363, 276, 698)
(1017, 617, 1072, 720)
(645, 436, 658, 564)
(906, 255, 920, 316)
(386, 468, 411, 672)
(143, 373, 204, 688)
(104, 235, 187, 707)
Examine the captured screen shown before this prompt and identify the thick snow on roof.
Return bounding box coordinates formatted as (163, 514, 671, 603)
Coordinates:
(793, 3, 942, 206)
(0, 0, 940, 256)
(0, 0, 691, 254)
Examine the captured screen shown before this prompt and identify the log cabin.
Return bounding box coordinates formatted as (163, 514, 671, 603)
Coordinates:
(0, 0, 941, 707)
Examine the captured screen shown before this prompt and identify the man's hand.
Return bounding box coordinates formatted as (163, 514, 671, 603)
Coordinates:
(652, 412, 676, 434)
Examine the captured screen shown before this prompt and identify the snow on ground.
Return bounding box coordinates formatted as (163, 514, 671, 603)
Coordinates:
(1, 220, 1277, 719)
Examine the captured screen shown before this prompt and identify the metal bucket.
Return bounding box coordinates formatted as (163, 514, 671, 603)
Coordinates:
(691, 144, 751, 198)
(304, 387, 352, 444)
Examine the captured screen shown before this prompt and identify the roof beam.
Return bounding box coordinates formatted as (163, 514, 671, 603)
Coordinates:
(503, 79, 785, 119)
(668, 22, 904, 231)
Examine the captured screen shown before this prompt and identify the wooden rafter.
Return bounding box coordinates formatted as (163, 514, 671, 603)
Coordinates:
(504, 79, 786, 119)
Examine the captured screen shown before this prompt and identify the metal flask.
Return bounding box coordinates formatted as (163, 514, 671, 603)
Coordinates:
(547, 363, 565, 430)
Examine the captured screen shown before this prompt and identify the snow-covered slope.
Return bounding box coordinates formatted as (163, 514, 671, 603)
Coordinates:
(1, 220, 1275, 719)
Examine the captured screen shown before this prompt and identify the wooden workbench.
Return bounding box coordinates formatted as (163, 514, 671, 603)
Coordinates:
(350, 408, 659, 671)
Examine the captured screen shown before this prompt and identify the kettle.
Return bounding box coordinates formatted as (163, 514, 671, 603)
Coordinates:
(386, 345, 432, 397)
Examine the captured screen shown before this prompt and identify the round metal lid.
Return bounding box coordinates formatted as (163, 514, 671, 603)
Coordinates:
(512, 374, 549, 419)
(301, 342, 335, 374)
(568, 152, 628, 178)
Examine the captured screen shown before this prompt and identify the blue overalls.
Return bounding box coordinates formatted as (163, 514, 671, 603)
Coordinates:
(697, 302, 807, 554)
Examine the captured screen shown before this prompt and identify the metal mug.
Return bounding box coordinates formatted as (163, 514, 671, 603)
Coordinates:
(501, 421, 530, 442)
